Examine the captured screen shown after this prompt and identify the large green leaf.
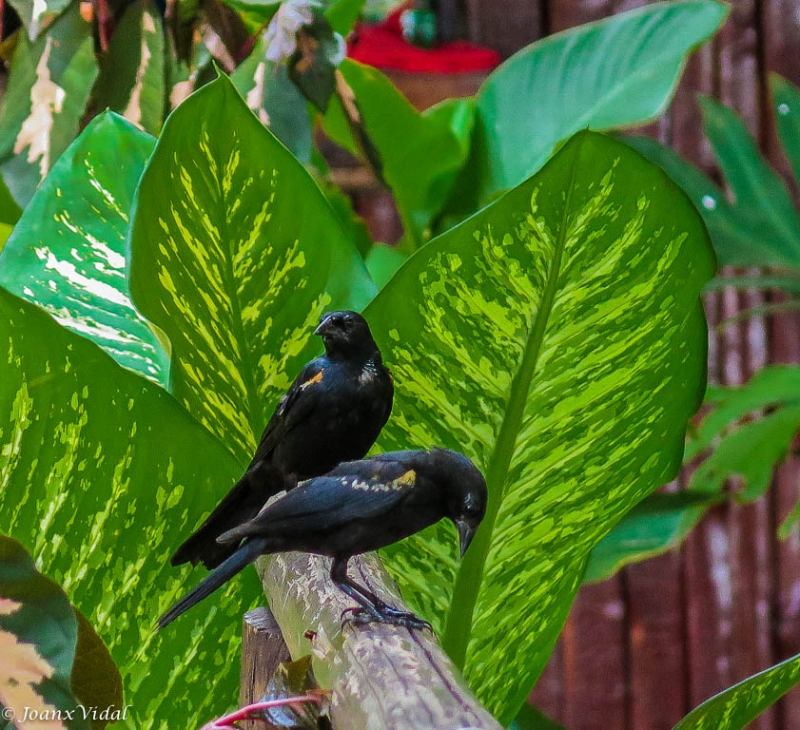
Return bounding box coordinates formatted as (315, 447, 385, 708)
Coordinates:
(672, 653, 800, 730)
(0, 286, 255, 728)
(466, 1, 726, 207)
(94, 0, 166, 136)
(0, 4, 98, 208)
(332, 59, 474, 248)
(365, 131, 714, 721)
(129, 72, 375, 461)
(0, 112, 170, 386)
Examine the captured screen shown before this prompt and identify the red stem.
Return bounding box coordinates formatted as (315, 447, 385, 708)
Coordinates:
(210, 694, 324, 728)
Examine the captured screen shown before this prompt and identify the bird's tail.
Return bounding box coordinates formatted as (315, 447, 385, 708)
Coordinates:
(156, 537, 268, 630)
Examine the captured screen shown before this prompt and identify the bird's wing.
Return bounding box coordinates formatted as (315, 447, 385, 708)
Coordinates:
(249, 358, 326, 465)
(217, 459, 419, 543)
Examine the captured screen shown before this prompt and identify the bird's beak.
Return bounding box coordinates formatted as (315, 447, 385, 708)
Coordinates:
(456, 520, 477, 558)
(313, 315, 332, 337)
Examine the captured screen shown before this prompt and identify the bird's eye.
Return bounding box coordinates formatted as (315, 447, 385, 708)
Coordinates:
(463, 495, 482, 515)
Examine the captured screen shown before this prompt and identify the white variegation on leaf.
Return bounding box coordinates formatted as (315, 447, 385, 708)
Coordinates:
(0, 113, 170, 385)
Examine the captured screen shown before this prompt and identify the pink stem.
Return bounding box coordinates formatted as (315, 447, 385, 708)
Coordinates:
(211, 694, 323, 728)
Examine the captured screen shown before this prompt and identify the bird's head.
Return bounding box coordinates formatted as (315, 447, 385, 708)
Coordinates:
(314, 310, 378, 359)
(431, 449, 487, 558)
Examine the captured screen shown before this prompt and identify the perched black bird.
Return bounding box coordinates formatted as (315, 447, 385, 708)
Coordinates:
(157, 448, 487, 631)
(171, 311, 394, 570)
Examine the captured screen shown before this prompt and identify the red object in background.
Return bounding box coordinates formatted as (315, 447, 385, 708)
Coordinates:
(347, 3, 501, 74)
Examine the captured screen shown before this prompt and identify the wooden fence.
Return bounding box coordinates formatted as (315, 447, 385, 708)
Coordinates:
(348, 1, 800, 728)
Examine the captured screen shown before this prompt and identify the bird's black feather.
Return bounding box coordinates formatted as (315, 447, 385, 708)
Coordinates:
(170, 311, 393, 569)
(157, 448, 487, 630)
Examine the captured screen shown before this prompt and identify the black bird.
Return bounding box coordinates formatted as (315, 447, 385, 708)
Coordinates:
(171, 311, 394, 570)
(157, 448, 487, 630)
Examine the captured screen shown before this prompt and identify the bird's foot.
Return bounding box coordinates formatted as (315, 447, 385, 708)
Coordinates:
(341, 605, 432, 632)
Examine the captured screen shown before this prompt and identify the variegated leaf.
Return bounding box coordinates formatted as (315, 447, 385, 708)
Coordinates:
(0, 535, 87, 730)
(0, 534, 124, 730)
(95, 0, 166, 136)
(0, 113, 170, 386)
(0, 287, 254, 728)
(7, 0, 71, 40)
(0, 4, 98, 208)
(672, 653, 800, 730)
(129, 72, 375, 462)
(366, 131, 714, 720)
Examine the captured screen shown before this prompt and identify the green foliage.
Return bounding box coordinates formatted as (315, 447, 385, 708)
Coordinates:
(0, 3, 98, 208)
(0, 112, 169, 385)
(366, 131, 714, 721)
(623, 74, 800, 276)
(591, 367, 800, 579)
(0, 534, 122, 730)
(0, 0, 726, 251)
(584, 491, 723, 583)
(672, 653, 800, 730)
(0, 67, 720, 725)
(128, 74, 374, 460)
(8, 0, 71, 39)
(0, 281, 253, 728)
(461, 0, 728, 209)
(596, 75, 800, 579)
(328, 59, 474, 248)
(365, 243, 407, 289)
(231, 36, 313, 163)
(94, 0, 166, 136)
(6, 1, 793, 728)
(623, 104, 800, 271)
(511, 703, 567, 730)
(325, 0, 366, 35)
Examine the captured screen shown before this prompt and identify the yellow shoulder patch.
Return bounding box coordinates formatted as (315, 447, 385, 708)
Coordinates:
(394, 470, 416, 488)
(301, 371, 324, 389)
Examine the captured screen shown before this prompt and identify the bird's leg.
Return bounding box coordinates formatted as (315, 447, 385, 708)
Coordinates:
(330, 558, 431, 631)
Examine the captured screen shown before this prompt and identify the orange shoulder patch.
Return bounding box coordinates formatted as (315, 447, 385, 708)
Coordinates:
(301, 371, 324, 389)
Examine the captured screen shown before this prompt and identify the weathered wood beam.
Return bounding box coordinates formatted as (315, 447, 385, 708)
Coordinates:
(256, 552, 502, 730)
(239, 606, 291, 703)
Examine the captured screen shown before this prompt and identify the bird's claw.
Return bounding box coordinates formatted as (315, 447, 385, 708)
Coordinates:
(340, 606, 432, 632)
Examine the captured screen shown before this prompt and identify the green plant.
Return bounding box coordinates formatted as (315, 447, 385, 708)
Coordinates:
(2, 62, 791, 728)
(0, 0, 726, 239)
(5, 1, 799, 728)
(588, 74, 800, 581)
